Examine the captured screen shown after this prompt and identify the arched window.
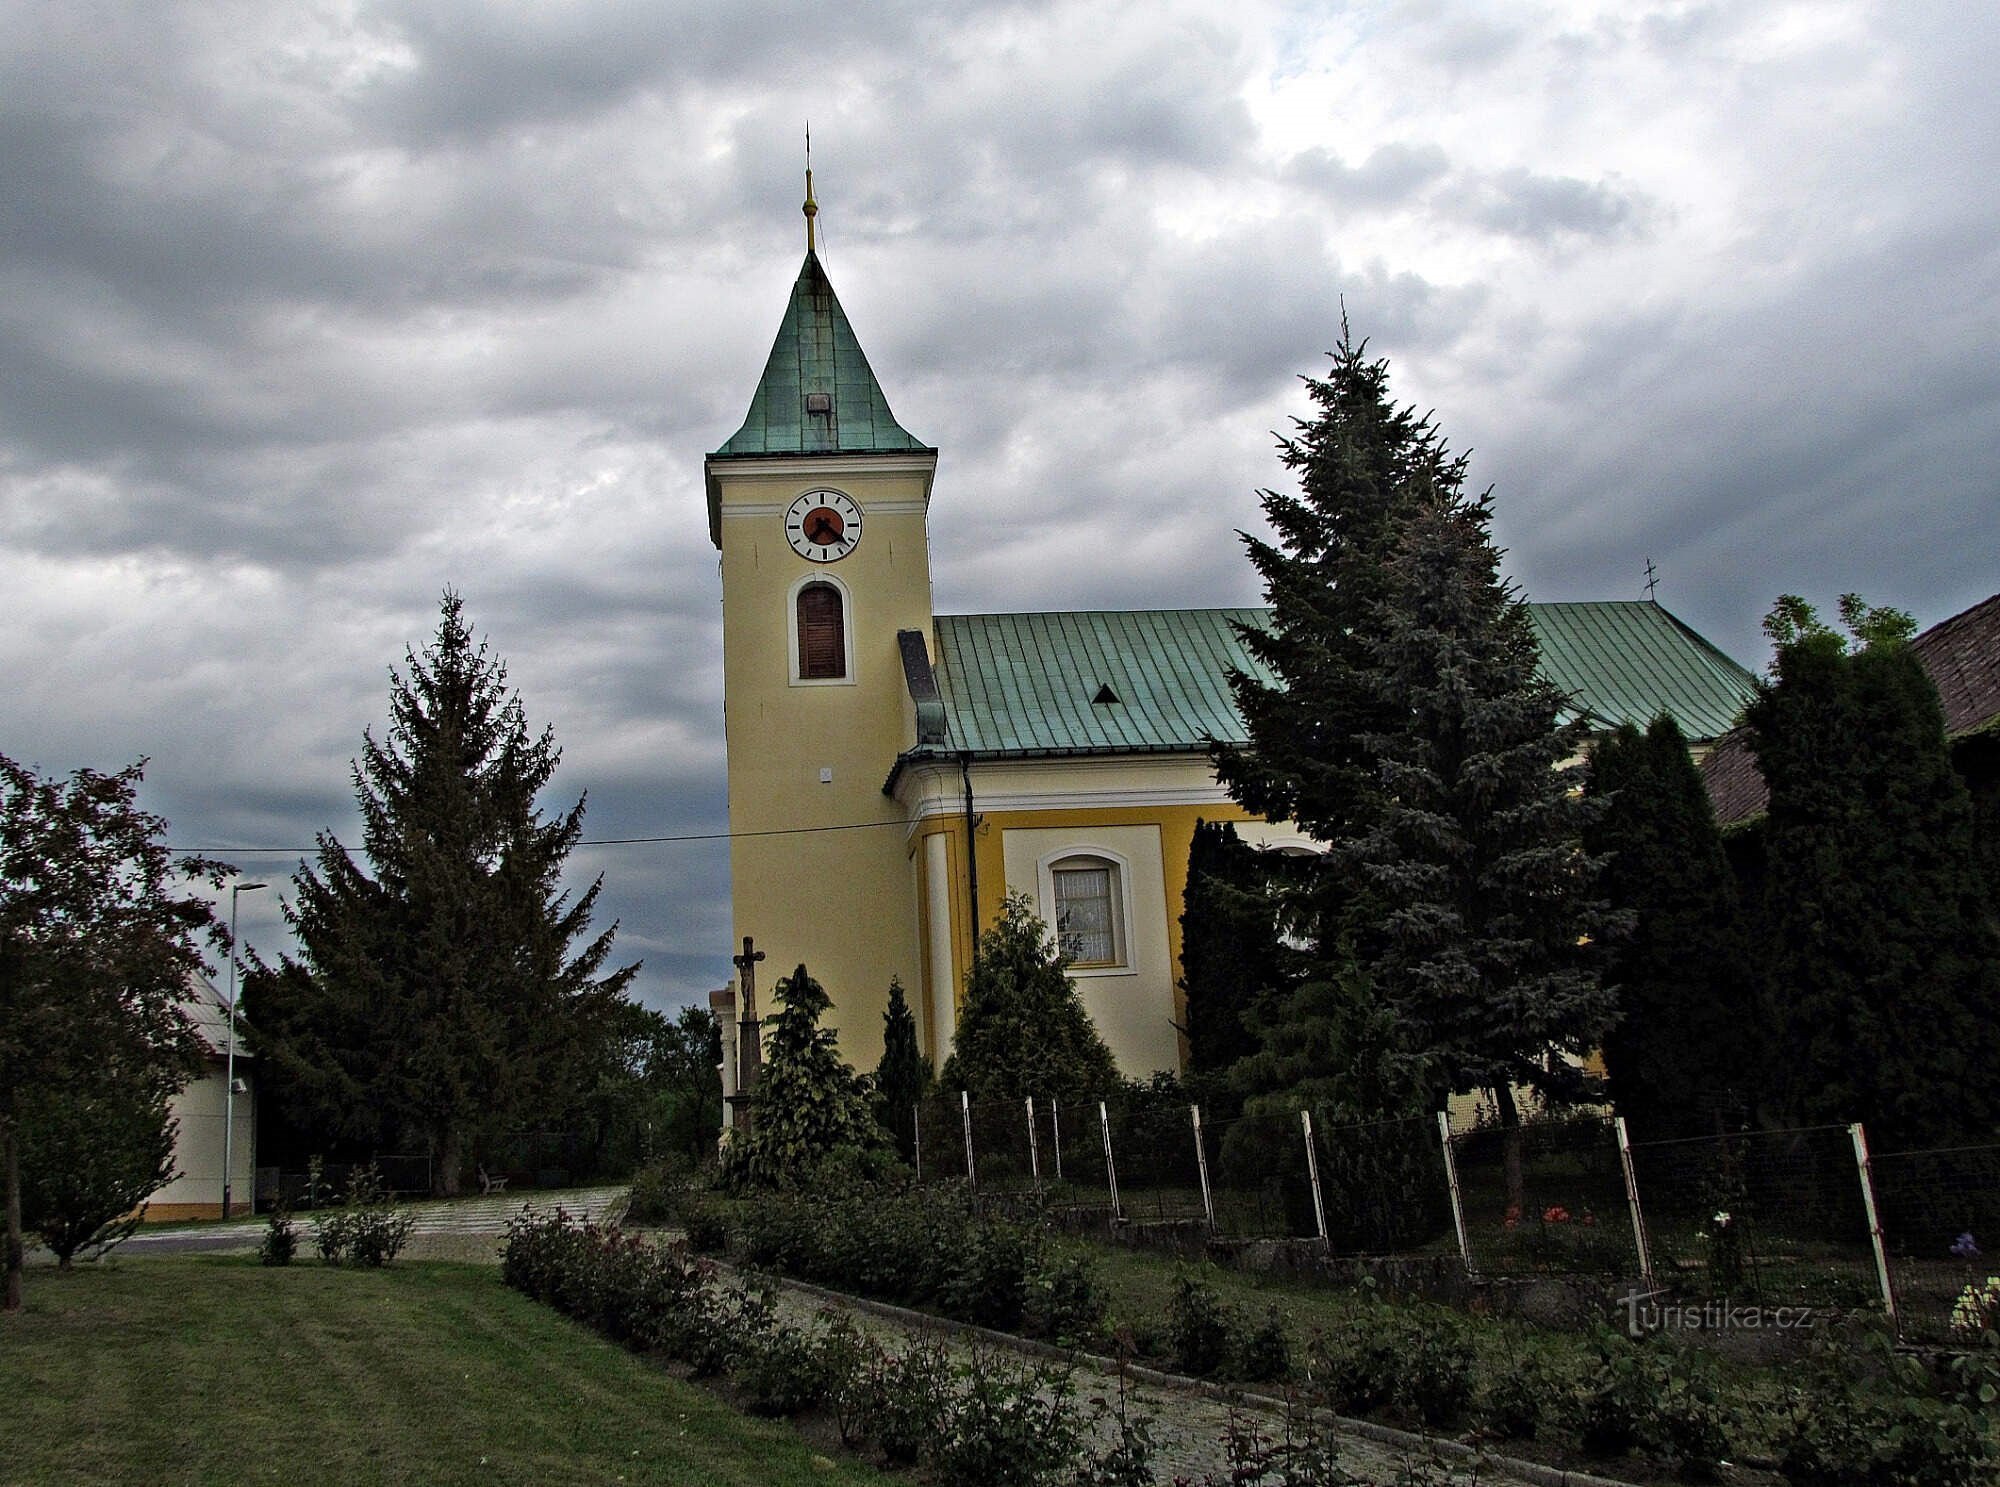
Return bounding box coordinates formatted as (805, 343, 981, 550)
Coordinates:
(1051, 854, 1122, 968)
(796, 581, 846, 681)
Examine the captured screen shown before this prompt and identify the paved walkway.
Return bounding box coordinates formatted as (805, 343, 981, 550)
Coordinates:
(117, 1185, 627, 1255)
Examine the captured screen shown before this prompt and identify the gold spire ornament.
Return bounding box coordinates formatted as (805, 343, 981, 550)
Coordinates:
(803, 126, 817, 253)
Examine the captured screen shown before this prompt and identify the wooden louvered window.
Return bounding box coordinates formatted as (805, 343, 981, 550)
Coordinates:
(797, 582, 846, 680)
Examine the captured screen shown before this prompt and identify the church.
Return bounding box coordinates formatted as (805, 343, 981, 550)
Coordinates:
(708, 188, 1758, 1114)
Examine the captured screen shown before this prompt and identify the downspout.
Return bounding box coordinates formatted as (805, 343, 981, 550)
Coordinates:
(960, 752, 979, 966)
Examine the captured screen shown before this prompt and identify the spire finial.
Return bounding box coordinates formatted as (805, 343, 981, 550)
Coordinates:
(803, 125, 817, 253)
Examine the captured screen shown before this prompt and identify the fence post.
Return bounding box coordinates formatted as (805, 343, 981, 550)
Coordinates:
(1051, 1099, 1064, 1182)
(1437, 1111, 1474, 1272)
(1099, 1100, 1123, 1224)
(1850, 1122, 1899, 1332)
(1025, 1096, 1042, 1184)
(961, 1090, 977, 1189)
(912, 1103, 923, 1183)
(1191, 1104, 1216, 1231)
(1614, 1116, 1656, 1292)
(1301, 1109, 1330, 1248)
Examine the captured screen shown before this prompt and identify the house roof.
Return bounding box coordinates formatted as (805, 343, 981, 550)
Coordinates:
(709, 251, 931, 460)
(183, 972, 246, 1061)
(1701, 590, 2000, 824)
(893, 600, 1757, 778)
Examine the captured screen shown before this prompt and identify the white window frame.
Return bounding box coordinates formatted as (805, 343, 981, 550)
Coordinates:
(1036, 845, 1136, 978)
(787, 570, 857, 687)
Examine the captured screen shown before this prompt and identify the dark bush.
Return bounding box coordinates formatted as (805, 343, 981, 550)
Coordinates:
(1025, 1251, 1106, 1345)
(259, 1207, 298, 1267)
(1236, 1306, 1292, 1385)
(934, 1352, 1083, 1487)
(856, 1341, 955, 1466)
(1167, 1272, 1237, 1379)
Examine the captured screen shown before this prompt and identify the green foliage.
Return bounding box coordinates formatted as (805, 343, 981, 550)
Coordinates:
(1214, 328, 1614, 1136)
(1179, 820, 1294, 1075)
(1747, 593, 2000, 1145)
(940, 893, 1118, 1101)
(933, 1353, 1083, 1487)
(576, 1002, 723, 1175)
(624, 1151, 701, 1226)
(724, 962, 881, 1190)
(1776, 1328, 1998, 1487)
(1564, 1331, 1729, 1478)
(19, 1075, 177, 1267)
(855, 1341, 954, 1465)
(311, 1164, 414, 1267)
(1585, 716, 1755, 1139)
(259, 1206, 298, 1267)
(873, 976, 931, 1158)
(1, 752, 222, 1310)
(245, 592, 637, 1195)
(1167, 1271, 1236, 1378)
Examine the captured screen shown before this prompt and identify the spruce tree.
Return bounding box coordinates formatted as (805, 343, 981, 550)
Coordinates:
(1584, 717, 1752, 1139)
(939, 893, 1119, 1101)
(1342, 483, 1617, 1205)
(1748, 595, 2000, 1146)
(873, 976, 932, 1158)
(1179, 820, 1292, 1075)
(730, 962, 879, 1188)
(245, 593, 636, 1194)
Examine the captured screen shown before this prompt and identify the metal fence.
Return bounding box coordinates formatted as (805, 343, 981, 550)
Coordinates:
(897, 1091, 1997, 1343)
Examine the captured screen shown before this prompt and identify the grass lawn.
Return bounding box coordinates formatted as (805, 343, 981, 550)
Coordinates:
(0, 1256, 893, 1487)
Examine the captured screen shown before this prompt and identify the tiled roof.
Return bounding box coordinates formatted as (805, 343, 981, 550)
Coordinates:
(905, 601, 1756, 767)
(710, 251, 931, 460)
(1701, 591, 2000, 824)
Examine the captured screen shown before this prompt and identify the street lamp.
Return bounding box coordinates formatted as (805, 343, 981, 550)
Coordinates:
(222, 881, 267, 1220)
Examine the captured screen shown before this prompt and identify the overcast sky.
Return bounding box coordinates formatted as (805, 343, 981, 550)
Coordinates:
(4, 0, 1994, 1011)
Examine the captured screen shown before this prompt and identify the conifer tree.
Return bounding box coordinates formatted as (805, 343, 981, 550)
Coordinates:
(1179, 820, 1292, 1075)
(729, 962, 879, 1188)
(1342, 484, 1617, 1205)
(1584, 717, 1752, 1139)
(1748, 595, 2000, 1146)
(940, 893, 1118, 1101)
(245, 593, 636, 1194)
(873, 976, 932, 1158)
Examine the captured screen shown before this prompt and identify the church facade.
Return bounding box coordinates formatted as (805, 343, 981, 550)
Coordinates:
(707, 219, 1758, 1111)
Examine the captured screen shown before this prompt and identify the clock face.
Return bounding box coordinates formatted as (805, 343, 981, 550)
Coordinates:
(785, 489, 863, 563)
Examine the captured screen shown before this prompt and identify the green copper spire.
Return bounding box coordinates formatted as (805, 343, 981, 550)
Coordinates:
(711, 251, 932, 458)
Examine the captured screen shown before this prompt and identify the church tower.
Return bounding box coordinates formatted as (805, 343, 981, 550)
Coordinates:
(706, 175, 936, 1071)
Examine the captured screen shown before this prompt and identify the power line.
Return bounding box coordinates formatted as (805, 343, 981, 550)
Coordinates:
(171, 817, 910, 855)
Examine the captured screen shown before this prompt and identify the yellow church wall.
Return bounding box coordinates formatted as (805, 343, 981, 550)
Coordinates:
(896, 753, 1261, 1073)
(712, 453, 937, 1071)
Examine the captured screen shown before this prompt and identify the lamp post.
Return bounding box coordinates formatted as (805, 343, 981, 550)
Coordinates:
(222, 881, 267, 1220)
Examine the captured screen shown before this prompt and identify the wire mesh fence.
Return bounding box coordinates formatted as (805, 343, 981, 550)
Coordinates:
(1201, 1110, 1318, 1239)
(1313, 1112, 1459, 1257)
(1625, 1124, 1879, 1308)
(892, 1091, 1987, 1343)
(1870, 1141, 2000, 1343)
(1448, 1112, 1639, 1276)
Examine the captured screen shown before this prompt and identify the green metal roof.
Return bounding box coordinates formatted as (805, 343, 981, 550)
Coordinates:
(711, 251, 931, 459)
(1525, 601, 1758, 741)
(909, 601, 1755, 765)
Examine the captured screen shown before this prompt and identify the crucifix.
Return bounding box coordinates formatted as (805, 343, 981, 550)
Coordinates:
(732, 936, 767, 1109)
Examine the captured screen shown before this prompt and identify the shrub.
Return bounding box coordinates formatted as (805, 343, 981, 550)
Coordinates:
(678, 1190, 729, 1254)
(1237, 1307, 1293, 1385)
(1394, 1312, 1475, 1428)
(259, 1206, 298, 1267)
(1482, 1339, 1561, 1440)
(1570, 1332, 1655, 1458)
(625, 1154, 697, 1226)
(1309, 1313, 1402, 1415)
(736, 1320, 834, 1417)
(1168, 1272, 1238, 1378)
(856, 1341, 955, 1466)
(934, 1352, 1083, 1487)
(1025, 1251, 1106, 1346)
(943, 1219, 1034, 1331)
(312, 1164, 414, 1267)
(1777, 1332, 1999, 1487)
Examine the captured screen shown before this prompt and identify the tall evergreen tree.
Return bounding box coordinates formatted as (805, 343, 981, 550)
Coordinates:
(728, 963, 879, 1188)
(1748, 595, 2000, 1147)
(245, 593, 636, 1194)
(940, 893, 1119, 1101)
(873, 977, 931, 1158)
(1584, 716, 1752, 1140)
(1178, 820, 1292, 1075)
(1342, 483, 1617, 1203)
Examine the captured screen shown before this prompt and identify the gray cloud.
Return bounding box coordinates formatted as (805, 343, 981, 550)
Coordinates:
(2, 0, 1997, 1008)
